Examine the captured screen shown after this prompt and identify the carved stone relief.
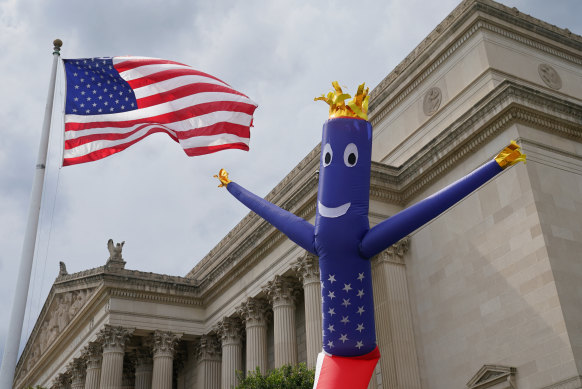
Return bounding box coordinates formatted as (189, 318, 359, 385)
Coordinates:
(35, 288, 94, 362)
(423, 87, 442, 116)
(538, 63, 562, 90)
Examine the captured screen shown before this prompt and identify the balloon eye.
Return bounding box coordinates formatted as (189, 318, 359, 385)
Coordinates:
(322, 143, 333, 167)
(344, 143, 358, 167)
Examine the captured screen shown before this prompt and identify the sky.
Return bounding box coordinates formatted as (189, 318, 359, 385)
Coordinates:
(1, 0, 581, 366)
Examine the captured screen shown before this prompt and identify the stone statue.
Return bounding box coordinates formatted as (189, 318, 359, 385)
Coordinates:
(59, 261, 68, 276)
(107, 239, 125, 260)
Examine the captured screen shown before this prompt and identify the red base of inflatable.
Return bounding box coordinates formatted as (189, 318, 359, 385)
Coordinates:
(313, 347, 380, 389)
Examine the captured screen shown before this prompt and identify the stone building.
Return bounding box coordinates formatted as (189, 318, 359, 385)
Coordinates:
(13, 0, 582, 388)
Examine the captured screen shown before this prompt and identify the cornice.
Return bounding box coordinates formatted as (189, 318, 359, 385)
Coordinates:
(369, 1, 582, 124)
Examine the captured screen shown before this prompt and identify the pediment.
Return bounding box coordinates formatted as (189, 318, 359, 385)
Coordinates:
(467, 365, 517, 389)
(18, 286, 97, 376)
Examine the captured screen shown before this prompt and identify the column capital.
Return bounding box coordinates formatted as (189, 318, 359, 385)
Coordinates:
(195, 334, 221, 362)
(236, 297, 271, 327)
(215, 317, 243, 346)
(51, 371, 71, 389)
(69, 356, 87, 384)
(263, 275, 300, 308)
(292, 252, 320, 286)
(82, 341, 103, 369)
(373, 237, 410, 266)
(150, 330, 182, 358)
(98, 325, 134, 352)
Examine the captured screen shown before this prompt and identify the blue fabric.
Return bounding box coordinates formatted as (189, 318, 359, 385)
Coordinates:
(227, 182, 316, 255)
(359, 159, 502, 259)
(63, 58, 137, 115)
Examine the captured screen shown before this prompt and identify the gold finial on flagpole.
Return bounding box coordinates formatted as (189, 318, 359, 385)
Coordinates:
(53, 38, 63, 54)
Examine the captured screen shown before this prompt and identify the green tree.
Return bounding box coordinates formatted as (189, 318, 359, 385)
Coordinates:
(235, 363, 315, 389)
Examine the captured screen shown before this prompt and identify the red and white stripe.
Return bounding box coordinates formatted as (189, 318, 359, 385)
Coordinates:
(63, 56, 257, 166)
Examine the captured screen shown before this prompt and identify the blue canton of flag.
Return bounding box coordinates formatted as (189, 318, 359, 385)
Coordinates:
(64, 58, 137, 115)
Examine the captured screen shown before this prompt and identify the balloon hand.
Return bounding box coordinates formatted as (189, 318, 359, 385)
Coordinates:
(214, 168, 232, 187)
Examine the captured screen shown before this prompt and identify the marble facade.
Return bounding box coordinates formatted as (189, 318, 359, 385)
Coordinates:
(14, 0, 582, 388)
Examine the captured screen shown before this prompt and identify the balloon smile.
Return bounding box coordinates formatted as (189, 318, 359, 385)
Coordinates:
(318, 201, 351, 218)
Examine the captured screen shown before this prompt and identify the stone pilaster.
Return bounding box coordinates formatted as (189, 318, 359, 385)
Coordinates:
(82, 342, 102, 389)
(215, 317, 243, 389)
(69, 357, 86, 389)
(150, 330, 181, 389)
(194, 335, 221, 389)
(263, 275, 300, 367)
(237, 297, 270, 374)
(371, 238, 421, 389)
(135, 348, 153, 389)
(97, 325, 133, 389)
(292, 252, 322, 369)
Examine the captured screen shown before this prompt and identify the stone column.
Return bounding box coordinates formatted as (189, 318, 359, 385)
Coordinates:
(83, 342, 102, 389)
(134, 349, 153, 389)
(195, 335, 222, 389)
(237, 297, 270, 374)
(150, 330, 181, 389)
(98, 325, 133, 389)
(69, 357, 86, 389)
(216, 317, 243, 389)
(371, 238, 421, 389)
(292, 253, 322, 369)
(263, 275, 299, 367)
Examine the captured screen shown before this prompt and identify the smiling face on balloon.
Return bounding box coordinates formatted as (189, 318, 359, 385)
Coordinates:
(316, 118, 373, 233)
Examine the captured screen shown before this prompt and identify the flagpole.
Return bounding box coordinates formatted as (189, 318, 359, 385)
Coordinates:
(0, 39, 62, 388)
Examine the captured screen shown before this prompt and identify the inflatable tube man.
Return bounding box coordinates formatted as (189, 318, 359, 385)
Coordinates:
(215, 82, 525, 389)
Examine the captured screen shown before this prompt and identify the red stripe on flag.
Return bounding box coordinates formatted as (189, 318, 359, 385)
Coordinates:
(113, 58, 189, 73)
(65, 121, 250, 150)
(125, 68, 227, 90)
(65, 101, 257, 132)
(63, 127, 169, 166)
(183, 143, 249, 157)
(137, 83, 245, 109)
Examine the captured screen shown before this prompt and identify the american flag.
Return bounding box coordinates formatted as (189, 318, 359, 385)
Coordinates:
(62, 57, 257, 166)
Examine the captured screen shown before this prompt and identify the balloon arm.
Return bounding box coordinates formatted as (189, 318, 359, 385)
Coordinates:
(227, 182, 317, 255)
(359, 159, 503, 258)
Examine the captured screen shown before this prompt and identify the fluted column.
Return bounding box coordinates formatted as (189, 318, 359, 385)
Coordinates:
(216, 317, 243, 389)
(292, 253, 322, 369)
(194, 335, 221, 389)
(69, 357, 86, 389)
(237, 297, 270, 374)
(263, 275, 299, 367)
(372, 238, 421, 389)
(98, 325, 133, 389)
(135, 349, 153, 389)
(149, 330, 181, 389)
(82, 342, 102, 389)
